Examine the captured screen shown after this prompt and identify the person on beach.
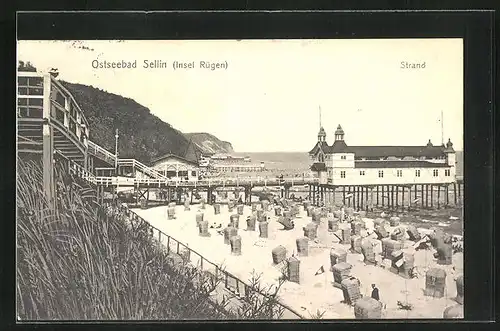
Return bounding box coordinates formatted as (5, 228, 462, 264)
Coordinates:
(371, 284, 380, 301)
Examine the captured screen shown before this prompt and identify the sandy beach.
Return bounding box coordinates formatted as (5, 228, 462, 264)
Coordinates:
(133, 202, 463, 319)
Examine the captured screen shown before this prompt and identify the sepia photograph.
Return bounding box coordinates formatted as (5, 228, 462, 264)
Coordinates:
(16, 39, 464, 320)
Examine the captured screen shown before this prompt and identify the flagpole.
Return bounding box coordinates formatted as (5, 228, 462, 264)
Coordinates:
(441, 110, 444, 145)
(319, 105, 322, 129)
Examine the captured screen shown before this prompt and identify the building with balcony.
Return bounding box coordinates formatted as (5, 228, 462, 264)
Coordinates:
(309, 124, 457, 186)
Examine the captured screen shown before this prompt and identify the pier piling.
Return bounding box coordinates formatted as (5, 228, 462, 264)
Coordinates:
(453, 183, 457, 205)
(381, 186, 384, 207)
(430, 185, 434, 209)
(401, 186, 404, 210)
(445, 185, 449, 206)
(425, 185, 428, 208)
(391, 185, 395, 210)
(437, 185, 441, 209)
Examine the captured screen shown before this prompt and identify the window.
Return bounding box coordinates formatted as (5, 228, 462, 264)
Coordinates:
(18, 77, 44, 96)
(28, 77, 43, 87)
(445, 169, 450, 176)
(433, 169, 439, 177)
(378, 170, 384, 178)
(28, 98, 43, 107)
(340, 155, 346, 160)
(18, 77, 28, 86)
(191, 171, 197, 176)
(415, 169, 421, 177)
(70, 106, 77, 119)
(318, 154, 324, 162)
(53, 90, 66, 108)
(359, 170, 365, 176)
(17, 98, 44, 118)
(69, 121, 76, 134)
(396, 170, 403, 177)
(340, 171, 346, 178)
(55, 107, 65, 123)
(18, 107, 28, 117)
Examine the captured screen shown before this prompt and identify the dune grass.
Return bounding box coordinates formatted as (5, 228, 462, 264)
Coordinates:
(16, 157, 232, 320)
(16, 156, 290, 320)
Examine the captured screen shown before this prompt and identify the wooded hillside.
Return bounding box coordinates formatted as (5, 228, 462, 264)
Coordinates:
(62, 82, 193, 164)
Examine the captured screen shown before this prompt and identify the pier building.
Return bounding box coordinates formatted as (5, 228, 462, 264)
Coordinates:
(211, 162, 266, 173)
(309, 124, 456, 186)
(150, 152, 200, 181)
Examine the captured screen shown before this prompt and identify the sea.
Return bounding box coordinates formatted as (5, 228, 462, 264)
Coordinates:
(233, 151, 464, 177)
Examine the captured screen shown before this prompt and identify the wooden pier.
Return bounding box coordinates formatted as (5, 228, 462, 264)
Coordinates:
(306, 180, 464, 211)
(17, 71, 464, 212)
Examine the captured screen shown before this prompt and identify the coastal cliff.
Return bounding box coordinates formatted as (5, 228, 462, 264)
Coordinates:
(62, 82, 233, 162)
(185, 132, 235, 155)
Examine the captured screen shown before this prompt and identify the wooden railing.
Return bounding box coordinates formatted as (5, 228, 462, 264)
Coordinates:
(87, 140, 117, 166)
(68, 162, 97, 184)
(92, 176, 321, 188)
(120, 207, 304, 319)
(118, 158, 168, 180)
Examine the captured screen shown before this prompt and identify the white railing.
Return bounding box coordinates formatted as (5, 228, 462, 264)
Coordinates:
(68, 162, 97, 185)
(92, 176, 320, 188)
(118, 158, 168, 180)
(87, 140, 116, 165)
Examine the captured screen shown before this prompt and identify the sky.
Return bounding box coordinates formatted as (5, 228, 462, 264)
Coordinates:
(17, 39, 463, 152)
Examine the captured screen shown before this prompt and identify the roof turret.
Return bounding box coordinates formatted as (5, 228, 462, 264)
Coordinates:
(334, 124, 345, 142)
(318, 126, 326, 135)
(335, 124, 344, 136)
(317, 126, 327, 142)
(444, 138, 455, 153)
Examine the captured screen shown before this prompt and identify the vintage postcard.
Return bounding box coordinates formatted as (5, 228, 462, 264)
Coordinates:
(16, 39, 464, 320)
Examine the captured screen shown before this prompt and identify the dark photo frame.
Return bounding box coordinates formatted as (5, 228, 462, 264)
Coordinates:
(2, 8, 495, 331)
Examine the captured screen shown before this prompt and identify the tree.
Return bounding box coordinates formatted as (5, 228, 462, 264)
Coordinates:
(18, 61, 37, 72)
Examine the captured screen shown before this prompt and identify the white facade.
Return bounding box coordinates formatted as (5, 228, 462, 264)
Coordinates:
(327, 165, 455, 186)
(329, 153, 355, 168)
(212, 164, 265, 173)
(150, 155, 199, 181)
(309, 124, 457, 186)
